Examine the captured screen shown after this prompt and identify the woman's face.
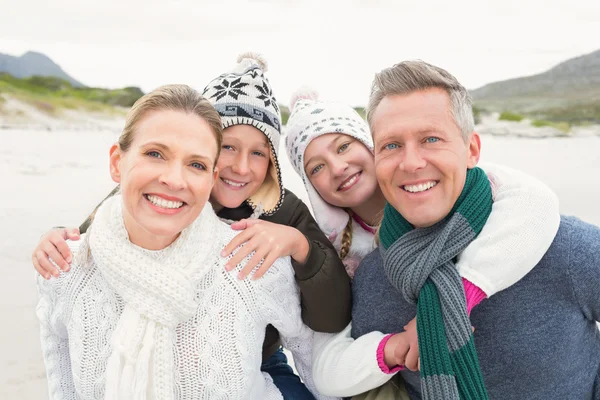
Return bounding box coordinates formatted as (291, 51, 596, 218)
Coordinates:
(110, 109, 219, 249)
(210, 125, 271, 209)
(304, 133, 378, 209)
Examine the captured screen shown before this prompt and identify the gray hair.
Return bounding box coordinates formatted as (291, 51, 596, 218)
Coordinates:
(366, 60, 474, 141)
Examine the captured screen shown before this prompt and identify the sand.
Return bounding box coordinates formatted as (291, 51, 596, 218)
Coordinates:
(1, 128, 599, 399)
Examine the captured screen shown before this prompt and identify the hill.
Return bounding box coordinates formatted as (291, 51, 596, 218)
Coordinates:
(0, 51, 85, 87)
(471, 49, 600, 125)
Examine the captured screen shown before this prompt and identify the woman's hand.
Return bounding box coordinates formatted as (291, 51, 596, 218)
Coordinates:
(32, 227, 80, 279)
(221, 219, 310, 280)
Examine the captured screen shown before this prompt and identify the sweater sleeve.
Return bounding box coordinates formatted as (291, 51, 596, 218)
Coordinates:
(312, 323, 396, 397)
(456, 162, 560, 297)
(36, 273, 75, 399)
(287, 196, 352, 333)
(566, 218, 600, 323)
(257, 257, 339, 400)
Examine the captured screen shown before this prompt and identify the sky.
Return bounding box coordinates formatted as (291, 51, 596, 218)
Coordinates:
(0, 0, 598, 107)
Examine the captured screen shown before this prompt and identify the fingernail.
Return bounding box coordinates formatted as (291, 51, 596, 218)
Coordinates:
(224, 264, 231, 271)
(220, 250, 226, 257)
(64, 265, 70, 272)
(66, 256, 72, 264)
(237, 273, 245, 280)
(44, 274, 50, 280)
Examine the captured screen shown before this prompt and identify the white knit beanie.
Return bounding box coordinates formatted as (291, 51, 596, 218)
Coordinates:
(284, 89, 373, 241)
(203, 53, 284, 215)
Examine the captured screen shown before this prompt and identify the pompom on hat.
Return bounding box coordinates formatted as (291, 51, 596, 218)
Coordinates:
(203, 52, 284, 215)
(284, 87, 373, 241)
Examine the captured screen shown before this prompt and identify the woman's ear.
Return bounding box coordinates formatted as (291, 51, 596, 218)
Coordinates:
(109, 144, 122, 183)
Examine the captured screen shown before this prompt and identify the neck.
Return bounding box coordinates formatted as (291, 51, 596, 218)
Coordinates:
(209, 197, 224, 213)
(122, 213, 179, 251)
(350, 186, 387, 226)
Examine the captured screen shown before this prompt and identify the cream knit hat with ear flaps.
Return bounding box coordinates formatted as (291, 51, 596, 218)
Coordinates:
(203, 52, 284, 216)
(284, 88, 373, 242)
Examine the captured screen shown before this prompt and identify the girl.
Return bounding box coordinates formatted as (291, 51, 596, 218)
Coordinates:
(33, 54, 349, 399)
(284, 89, 560, 398)
(36, 85, 331, 399)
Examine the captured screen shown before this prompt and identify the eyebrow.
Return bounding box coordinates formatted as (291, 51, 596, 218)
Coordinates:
(304, 134, 347, 168)
(375, 126, 444, 143)
(141, 141, 213, 163)
(224, 136, 270, 149)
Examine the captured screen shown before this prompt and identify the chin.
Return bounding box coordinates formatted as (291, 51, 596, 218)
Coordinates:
(216, 196, 245, 209)
(144, 224, 186, 238)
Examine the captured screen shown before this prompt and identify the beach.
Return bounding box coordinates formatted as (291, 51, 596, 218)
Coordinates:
(2, 128, 600, 399)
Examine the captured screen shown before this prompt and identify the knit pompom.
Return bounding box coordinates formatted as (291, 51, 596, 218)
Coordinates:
(236, 52, 268, 72)
(289, 87, 319, 112)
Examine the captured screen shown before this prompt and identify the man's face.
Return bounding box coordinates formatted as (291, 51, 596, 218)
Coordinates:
(371, 88, 480, 228)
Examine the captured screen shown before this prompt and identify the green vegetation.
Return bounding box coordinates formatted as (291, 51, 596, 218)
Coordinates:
(498, 111, 524, 122)
(531, 119, 570, 133)
(280, 104, 290, 125)
(280, 104, 368, 126)
(0, 73, 143, 115)
(472, 106, 482, 124)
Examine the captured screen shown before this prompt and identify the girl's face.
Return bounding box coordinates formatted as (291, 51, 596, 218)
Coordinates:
(110, 109, 219, 249)
(304, 133, 378, 209)
(210, 125, 271, 209)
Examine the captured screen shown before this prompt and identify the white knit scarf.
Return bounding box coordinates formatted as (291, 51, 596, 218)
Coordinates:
(88, 195, 219, 399)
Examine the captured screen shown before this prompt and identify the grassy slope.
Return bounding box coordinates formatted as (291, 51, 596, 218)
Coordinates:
(0, 73, 143, 116)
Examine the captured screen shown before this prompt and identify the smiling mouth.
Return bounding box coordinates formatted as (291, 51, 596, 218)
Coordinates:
(221, 178, 249, 189)
(402, 181, 438, 193)
(338, 172, 361, 191)
(144, 194, 186, 209)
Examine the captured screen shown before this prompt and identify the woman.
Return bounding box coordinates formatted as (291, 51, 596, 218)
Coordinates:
(33, 54, 349, 399)
(284, 89, 561, 398)
(36, 84, 332, 400)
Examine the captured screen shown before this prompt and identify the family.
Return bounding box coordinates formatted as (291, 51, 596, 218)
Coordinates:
(32, 53, 600, 399)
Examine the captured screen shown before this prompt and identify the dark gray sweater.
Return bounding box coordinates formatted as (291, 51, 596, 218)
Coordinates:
(351, 216, 600, 400)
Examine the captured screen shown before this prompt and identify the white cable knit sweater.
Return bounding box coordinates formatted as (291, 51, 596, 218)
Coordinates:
(36, 207, 337, 400)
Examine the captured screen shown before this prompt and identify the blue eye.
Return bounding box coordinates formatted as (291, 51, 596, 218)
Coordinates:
(222, 145, 234, 151)
(146, 151, 162, 158)
(252, 151, 266, 157)
(310, 164, 324, 175)
(190, 162, 206, 171)
(338, 142, 350, 153)
(426, 137, 440, 143)
(384, 143, 399, 150)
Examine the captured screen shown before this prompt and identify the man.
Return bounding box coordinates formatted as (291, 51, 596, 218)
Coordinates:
(350, 60, 600, 399)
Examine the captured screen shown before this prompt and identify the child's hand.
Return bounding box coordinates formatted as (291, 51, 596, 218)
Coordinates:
(222, 219, 309, 280)
(32, 227, 80, 279)
(383, 317, 420, 371)
(401, 317, 420, 371)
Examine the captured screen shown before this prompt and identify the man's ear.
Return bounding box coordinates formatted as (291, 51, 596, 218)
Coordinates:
(466, 131, 481, 168)
(109, 144, 122, 183)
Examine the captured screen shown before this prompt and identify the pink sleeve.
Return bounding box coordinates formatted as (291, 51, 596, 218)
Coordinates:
(463, 278, 487, 315)
(376, 334, 404, 374)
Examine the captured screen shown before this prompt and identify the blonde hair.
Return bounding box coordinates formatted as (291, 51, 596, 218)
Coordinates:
(78, 84, 223, 234)
(367, 60, 474, 142)
(120, 84, 223, 154)
(338, 210, 354, 260)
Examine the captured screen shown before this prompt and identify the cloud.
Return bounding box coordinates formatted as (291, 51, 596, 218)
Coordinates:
(1, 0, 598, 106)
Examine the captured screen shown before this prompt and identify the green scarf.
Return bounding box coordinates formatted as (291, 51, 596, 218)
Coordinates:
(379, 167, 492, 400)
